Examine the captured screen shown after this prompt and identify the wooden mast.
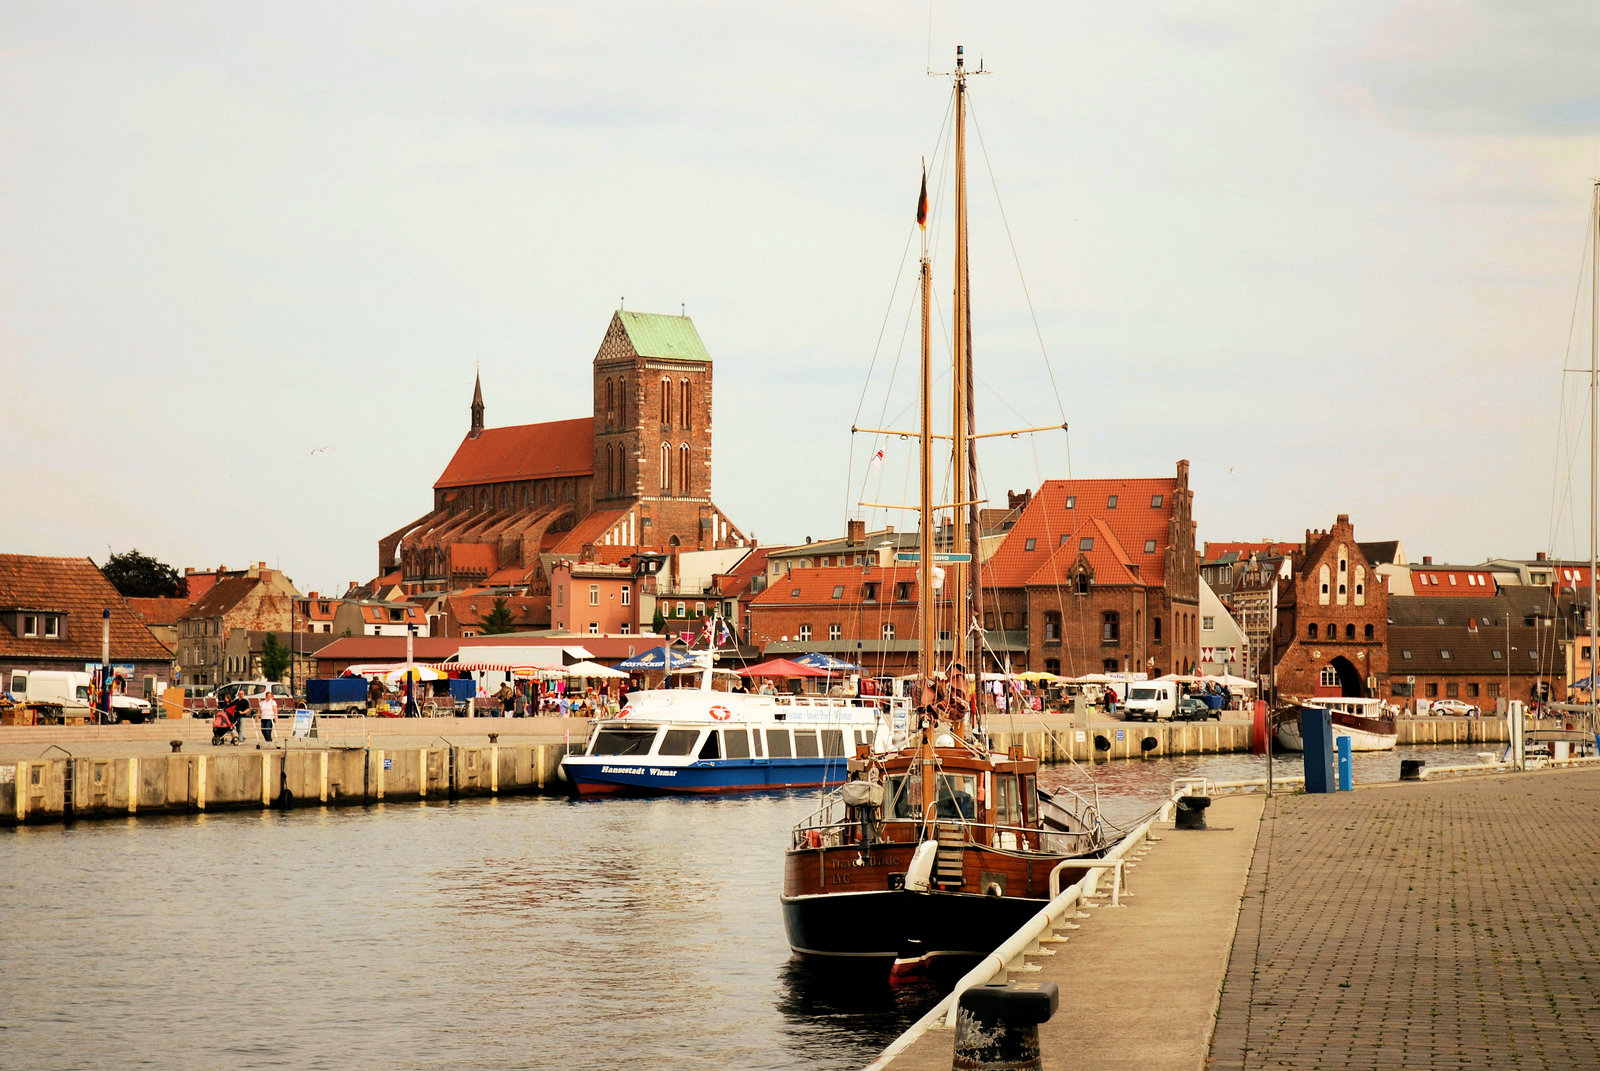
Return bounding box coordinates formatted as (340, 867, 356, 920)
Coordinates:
(918, 180, 938, 822)
(950, 45, 972, 691)
(1590, 179, 1597, 730)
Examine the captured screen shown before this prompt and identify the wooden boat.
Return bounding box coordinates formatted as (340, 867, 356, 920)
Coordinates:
(779, 46, 1121, 982)
(1273, 697, 1397, 752)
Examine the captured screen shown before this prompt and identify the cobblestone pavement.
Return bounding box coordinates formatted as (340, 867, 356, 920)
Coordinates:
(1211, 768, 1600, 1070)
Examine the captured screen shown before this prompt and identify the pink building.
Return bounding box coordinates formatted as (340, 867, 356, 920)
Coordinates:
(550, 562, 639, 636)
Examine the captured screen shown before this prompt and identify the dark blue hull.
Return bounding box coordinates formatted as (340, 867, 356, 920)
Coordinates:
(562, 757, 854, 796)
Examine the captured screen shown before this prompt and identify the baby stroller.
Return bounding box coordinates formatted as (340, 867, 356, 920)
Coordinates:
(211, 707, 241, 745)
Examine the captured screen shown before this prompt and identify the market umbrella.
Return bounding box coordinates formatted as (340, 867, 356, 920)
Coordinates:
(382, 664, 448, 683)
(614, 646, 696, 672)
(1201, 673, 1259, 690)
(736, 657, 832, 679)
(793, 652, 861, 673)
(565, 660, 629, 679)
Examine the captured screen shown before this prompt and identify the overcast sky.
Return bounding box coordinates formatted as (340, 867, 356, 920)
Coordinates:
(5, 2, 1600, 595)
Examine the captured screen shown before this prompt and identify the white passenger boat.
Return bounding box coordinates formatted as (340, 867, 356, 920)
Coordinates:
(560, 652, 909, 796)
(1275, 697, 1398, 752)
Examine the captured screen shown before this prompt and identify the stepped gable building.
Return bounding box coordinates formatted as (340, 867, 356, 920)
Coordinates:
(982, 461, 1200, 679)
(377, 311, 748, 598)
(1271, 515, 1390, 699)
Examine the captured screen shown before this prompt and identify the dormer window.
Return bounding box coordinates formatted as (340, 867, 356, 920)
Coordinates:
(43, 617, 59, 639)
(21, 614, 37, 637)
(863, 583, 878, 603)
(896, 582, 911, 601)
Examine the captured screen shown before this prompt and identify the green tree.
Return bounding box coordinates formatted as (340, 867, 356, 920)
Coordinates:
(101, 549, 183, 598)
(260, 633, 291, 682)
(651, 606, 666, 635)
(480, 597, 518, 635)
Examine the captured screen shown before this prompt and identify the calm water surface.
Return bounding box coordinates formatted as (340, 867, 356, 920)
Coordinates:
(0, 745, 1488, 1070)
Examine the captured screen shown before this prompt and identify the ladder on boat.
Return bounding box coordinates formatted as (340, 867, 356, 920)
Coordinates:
(935, 822, 965, 887)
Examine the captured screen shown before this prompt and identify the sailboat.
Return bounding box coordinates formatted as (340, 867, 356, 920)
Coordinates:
(779, 47, 1121, 981)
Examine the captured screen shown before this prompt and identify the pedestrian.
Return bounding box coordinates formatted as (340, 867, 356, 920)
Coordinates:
(496, 681, 514, 717)
(228, 692, 251, 743)
(258, 689, 278, 745)
(1105, 687, 1117, 716)
(367, 676, 384, 712)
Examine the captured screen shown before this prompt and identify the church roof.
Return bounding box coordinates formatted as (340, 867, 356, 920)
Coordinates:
(616, 311, 711, 362)
(434, 417, 594, 489)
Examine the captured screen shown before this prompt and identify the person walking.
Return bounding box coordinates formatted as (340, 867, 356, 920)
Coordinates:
(496, 681, 514, 717)
(258, 689, 278, 745)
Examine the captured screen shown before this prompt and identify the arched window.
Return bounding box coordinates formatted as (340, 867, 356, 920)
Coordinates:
(1318, 564, 1331, 605)
(1308, 623, 1318, 639)
(1153, 616, 1163, 644)
(1075, 572, 1091, 595)
(605, 444, 615, 496)
(661, 377, 672, 426)
(1364, 624, 1374, 640)
(1336, 545, 1349, 605)
(1327, 623, 1336, 640)
(679, 443, 691, 494)
(1345, 624, 1355, 640)
(1354, 566, 1366, 606)
(1102, 611, 1120, 643)
(605, 378, 615, 427)
(659, 443, 671, 490)
(1320, 665, 1339, 687)
(681, 378, 691, 429)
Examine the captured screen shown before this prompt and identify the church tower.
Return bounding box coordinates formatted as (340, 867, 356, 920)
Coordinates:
(469, 371, 485, 439)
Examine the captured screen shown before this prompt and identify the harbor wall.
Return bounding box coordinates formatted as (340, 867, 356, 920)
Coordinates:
(0, 743, 581, 826)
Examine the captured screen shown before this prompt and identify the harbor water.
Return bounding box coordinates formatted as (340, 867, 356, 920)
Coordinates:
(1, 744, 1491, 1070)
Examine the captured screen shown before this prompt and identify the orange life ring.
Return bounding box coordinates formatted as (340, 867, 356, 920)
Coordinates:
(709, 705, 732, 721)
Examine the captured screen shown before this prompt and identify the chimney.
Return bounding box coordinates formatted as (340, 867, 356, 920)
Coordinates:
(876, 541, 893, 569)
(1422, 556, 1432, 566)
(1536, 551, 1548, 562)
(846, 519, 865, 547)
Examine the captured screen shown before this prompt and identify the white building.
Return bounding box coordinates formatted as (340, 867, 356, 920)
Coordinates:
(1197, 579, 1248, 676)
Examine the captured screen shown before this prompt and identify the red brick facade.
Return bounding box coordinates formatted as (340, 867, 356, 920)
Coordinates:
(1272, 515, 1390, 700)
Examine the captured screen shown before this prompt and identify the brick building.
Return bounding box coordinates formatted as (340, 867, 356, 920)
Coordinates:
(0, 554, 174, 698)
(175, 563, 299, 688)
(1387, 590, 1570, 713)
(981, 462, 1200, 679)
(1271, 515, 1390, 700)
(748, 553, 937, 677)
(377, 311, 747, 602)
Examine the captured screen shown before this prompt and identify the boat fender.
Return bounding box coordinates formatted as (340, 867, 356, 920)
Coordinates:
(709, 705, 731, 721)
(805, 829, 823, 849)
(905, 839, 938, 892)
(982, 880, 1004, 897)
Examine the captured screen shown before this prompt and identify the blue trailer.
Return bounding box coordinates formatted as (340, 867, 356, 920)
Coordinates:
(304, 677, 369, 716)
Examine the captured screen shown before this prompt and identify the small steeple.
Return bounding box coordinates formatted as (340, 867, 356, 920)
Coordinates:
(469, 370, 485, 439)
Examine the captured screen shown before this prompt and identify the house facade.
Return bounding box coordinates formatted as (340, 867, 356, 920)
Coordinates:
(1271, 515, 1390, 700)
(175, 564, 299, 688)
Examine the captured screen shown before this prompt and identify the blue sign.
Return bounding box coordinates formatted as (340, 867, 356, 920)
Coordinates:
(383, 758, 393, 770)
(1116, 729, 1125, 741)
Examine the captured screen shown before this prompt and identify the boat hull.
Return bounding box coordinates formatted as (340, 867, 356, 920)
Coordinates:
(1275, 711, 1397, 752)
(562, 756, 853, 796)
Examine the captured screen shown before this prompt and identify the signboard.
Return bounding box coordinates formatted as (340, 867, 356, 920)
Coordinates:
(383, 757, 394, 770)
(895, 552, 974, 563)
(1075, 730, 1086, 743)
(1116, 728, 1125, 741)
(291, 709, 313, 739)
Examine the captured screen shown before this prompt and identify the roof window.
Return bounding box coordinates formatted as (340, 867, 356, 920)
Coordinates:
(791, 588, 801, 597)
(831, 585, 844, 599)
(1064, 496, 1076, 509)
(1025, 538, 1036, 552)
(1440, 650, 1451, 660)
(1080, 537, 1094, 551)
(1401, 649, 1411, 659)
(1144, 540, 1156, 553)
(1150, 494, 1163, 508)
(1492, 649, 1503, 659)
(1106, 495, 1118, 509)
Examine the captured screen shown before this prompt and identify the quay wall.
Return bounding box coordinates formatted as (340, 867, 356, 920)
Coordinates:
(0, 742, 581, 826)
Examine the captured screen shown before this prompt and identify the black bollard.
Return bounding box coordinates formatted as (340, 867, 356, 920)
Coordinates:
(952, 981, 1058, 1070)
(1400, 759, 1425, 781)
(1175, 794, 1211, 830)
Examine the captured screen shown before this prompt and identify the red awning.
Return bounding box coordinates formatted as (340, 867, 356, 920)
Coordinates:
(736, 657, 832, 678)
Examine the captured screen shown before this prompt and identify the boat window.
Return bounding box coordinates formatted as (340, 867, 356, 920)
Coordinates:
(821, 729, 846, 757)
(935, 773, 977, 820)
(722, 729, 751, 759)
(854, 730, 872, 749)
(1020, 774, 1038, 826)
(885, 774, 923, 819)
(656, 729, 700, 756)
(995, 775, 1021, 827)
(766, 729, 793, 758)
(752, 729, 764, 757)
(698, 732, 721, 760)
(590, 729, 657, 756)
(794, 730, 821, 758)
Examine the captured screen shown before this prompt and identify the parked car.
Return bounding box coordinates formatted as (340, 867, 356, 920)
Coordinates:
(1429, 698, 1479, 717)
(5, 670, 154, 723)
(212, 681, 294, 705)
(1172, 696, 1219, 722)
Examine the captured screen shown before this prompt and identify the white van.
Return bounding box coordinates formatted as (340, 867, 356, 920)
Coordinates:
(1122, 681, 1178, 722)
(6, 670, 153, 723)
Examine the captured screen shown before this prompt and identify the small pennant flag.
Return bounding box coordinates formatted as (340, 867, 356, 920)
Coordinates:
(916, 168, 928, 229)
(871, 448, 885, 467)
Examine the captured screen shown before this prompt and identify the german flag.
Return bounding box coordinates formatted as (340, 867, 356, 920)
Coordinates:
(917, 167, 928, 229)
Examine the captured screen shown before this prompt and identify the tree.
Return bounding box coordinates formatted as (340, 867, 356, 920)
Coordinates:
(101, 549, 183, 598)
(651, 606, 666, 635)
(260, 633, 291, 682)
(480, 597, 518, 635)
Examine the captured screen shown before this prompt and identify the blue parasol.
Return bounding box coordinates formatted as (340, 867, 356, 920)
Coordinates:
(793, 652, 862, 673)
(614, 646, 696, 672)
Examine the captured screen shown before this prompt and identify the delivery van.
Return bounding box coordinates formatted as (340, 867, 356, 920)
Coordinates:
(6, 670, 153, 723)
(1122, 680, 1179, 722)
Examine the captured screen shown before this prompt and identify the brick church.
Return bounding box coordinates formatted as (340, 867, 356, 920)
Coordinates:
(377, 311, 748, 598)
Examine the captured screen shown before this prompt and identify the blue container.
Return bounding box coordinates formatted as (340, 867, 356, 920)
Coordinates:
(1301, 707, 1338, 793)
(448, 678, 476, 703)
(1336, 734, 1353, 791)
(305, 678, 367, 706)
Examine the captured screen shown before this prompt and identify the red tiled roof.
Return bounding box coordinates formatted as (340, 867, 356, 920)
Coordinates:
(447, 595, 546, 627)
(0, 555, 172, 662)
(985, 477, 1178, 590)
(125, 596, 188, 627)
(550, 509, 629, 555)
(184, 572, 221, 600)
(1203, 541, 1296, 562)
(487, 565, 532, 585)
(185, 575, 260, 620)
(1409, 568, 1499, 596)
(749, 564, 930, 607)
(434, 418, 594, 489)
(448, 544, 498, 574)
(1554, 566, 1592, 591)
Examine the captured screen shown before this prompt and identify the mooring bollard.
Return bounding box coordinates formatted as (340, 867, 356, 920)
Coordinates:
(169, 740, 183, 753)
(1175, 794, 1211, 830)
(952, 980, 1058, 1071)
(1400, 759, 1425, 781)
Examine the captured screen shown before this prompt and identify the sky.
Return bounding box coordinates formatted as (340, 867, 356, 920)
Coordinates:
(5, 2, 1600, 595)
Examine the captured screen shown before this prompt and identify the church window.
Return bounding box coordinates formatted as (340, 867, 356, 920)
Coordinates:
(679, 443, 691, 494)
(660, 444, 671, 490)
(605, 444, 615, 495)
(605, 378, 615, 427)
(661, 377, 672, 426)
(1152, 616, 1162, 644)
(681, 378, 691, 429)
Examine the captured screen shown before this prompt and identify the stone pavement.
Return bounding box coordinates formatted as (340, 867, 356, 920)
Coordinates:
(881, 794, 1265, 1071)
(1211, 768, 1600, 1069)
